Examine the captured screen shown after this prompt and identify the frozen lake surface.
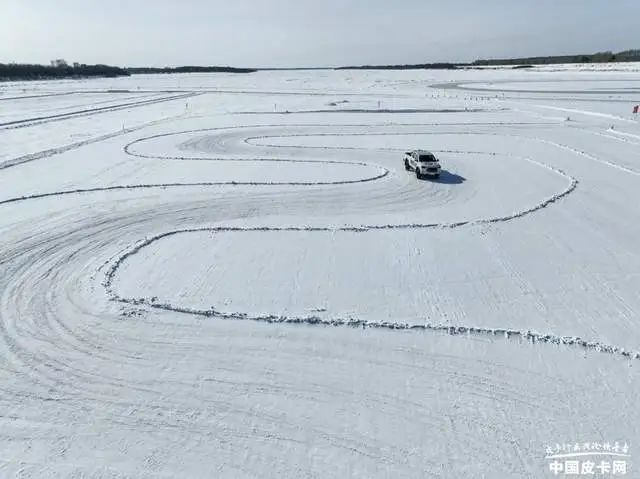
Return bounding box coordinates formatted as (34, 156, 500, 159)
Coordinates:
(1, 66, 639, 478)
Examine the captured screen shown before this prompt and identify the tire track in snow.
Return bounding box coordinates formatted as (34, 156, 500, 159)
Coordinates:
(0, 91, 76, 101)
(0, 92, 199, 130)
(102, 227, 639, 361)
(508, 133, 640, 176)
(0, 122, 592, 365)
(2, 82, 637, 477)
(102, 123, 640, 361)
(0, 173, 390, 208)
(1, 125, 576, 224)
(0, 113, 188, 171)
(235, 108, 506, 114)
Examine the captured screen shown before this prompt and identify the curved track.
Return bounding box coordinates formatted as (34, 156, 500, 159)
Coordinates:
(1, 73, 639, 478)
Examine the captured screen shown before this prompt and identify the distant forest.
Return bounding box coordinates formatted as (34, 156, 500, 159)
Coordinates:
(336, 63, 457, 71)
(0, 62, 255, 81)
(471, 49, 640, 66)
(337, 49, 640, 70)
(128, 66, 256, 74)
(0, 61, 130, 81)
(2, 49, 640, 81)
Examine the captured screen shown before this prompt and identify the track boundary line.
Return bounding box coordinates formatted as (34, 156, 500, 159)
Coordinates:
(103, 227, 639, 362)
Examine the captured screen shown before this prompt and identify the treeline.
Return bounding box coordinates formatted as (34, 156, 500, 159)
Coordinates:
(336, 63, 457, 70)
(128, 66, 257, 74)
(335, 49, 640, 70)
(0, 63, 130, 80)
(4, 48, 639, 80)
(0, 63, 256, 81)
(472, 49, 640, 66)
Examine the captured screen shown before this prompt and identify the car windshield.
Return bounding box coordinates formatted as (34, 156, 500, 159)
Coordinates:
(420, 155, 436, 162)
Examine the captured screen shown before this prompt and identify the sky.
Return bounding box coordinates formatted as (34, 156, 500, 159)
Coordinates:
(2, 0, 639, 68)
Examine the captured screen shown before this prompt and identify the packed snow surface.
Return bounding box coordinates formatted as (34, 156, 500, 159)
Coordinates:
(1, 67, 639, 478)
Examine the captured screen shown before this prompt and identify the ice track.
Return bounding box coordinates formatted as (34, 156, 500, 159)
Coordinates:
(1, 71, 639, 478)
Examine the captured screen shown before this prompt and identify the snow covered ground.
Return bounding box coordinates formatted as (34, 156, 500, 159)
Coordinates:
(1, 67, 639, 478)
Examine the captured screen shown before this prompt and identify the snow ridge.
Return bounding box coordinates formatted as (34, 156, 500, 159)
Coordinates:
(0, 172, 392, 207)
(0, 114, 187, 171)
(100, 181, 640, 364)
(104, 247, 639, 361)
(0, 93, 199, 130)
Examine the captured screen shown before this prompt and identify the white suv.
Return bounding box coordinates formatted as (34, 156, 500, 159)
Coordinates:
(404, 150, 441, 179)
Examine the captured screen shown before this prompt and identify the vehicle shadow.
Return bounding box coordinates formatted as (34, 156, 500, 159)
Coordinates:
(418, 170, 466, 184)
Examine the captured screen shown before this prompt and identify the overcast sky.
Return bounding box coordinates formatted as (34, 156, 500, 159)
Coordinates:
(2, 0, 639, 68)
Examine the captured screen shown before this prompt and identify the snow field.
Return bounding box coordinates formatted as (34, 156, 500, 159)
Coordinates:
(0, 69, 639, 478)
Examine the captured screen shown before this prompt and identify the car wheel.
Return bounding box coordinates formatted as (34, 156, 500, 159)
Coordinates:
(404, 160, 410, 171)
(416, 169, 422, 180)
